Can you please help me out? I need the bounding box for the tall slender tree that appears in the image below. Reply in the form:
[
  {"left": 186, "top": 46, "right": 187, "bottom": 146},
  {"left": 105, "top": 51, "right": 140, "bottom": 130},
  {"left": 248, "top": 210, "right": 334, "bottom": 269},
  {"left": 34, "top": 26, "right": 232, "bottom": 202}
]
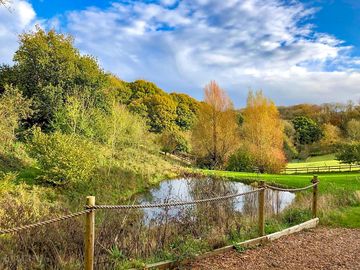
[
  {"left": 192, "top": 81, "right": 239, "bottom": 168},
  {"left": 241, "top": 90, "right": 286, "bottom": 173}
]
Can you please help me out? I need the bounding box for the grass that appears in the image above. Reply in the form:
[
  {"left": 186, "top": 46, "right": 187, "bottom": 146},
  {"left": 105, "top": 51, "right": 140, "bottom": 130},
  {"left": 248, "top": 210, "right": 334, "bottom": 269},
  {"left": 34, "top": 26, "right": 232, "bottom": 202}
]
[
  {"left": 198, "top": 169, "right": 360, "bottom": 228},
  {"left": 324, "top": 206, "right": 360, "bottom": 228},
  {"left": 287, "top": 154, "right": 340, "bottom": 168},
  {"left": 200, "top": 169, "right": 360, "bottom": 194}
]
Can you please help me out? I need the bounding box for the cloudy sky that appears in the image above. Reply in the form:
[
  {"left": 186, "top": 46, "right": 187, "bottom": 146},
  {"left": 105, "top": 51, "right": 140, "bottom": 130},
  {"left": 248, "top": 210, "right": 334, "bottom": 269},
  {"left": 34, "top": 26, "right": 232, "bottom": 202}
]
[{"left": 1, "top": 0, "right": 360, "bottom": 106}]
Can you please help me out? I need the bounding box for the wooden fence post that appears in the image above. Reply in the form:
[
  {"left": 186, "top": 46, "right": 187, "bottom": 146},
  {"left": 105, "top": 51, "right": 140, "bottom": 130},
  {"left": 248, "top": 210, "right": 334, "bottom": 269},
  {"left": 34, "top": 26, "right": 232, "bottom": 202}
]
[
  {"left": 85, "top": 196, "right": 95, "bottom": 270},
  {"left": 258, "top": 181, "right": 265, "bottom": 236},
  {"left": 311, "top": 176, "right": 318, "bottom": 218}
]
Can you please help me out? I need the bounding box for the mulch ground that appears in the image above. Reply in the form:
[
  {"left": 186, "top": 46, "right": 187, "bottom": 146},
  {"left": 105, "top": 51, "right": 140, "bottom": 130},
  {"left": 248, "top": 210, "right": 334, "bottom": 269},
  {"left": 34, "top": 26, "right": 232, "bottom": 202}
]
[{"left": 183, "top": 227, "right": 360, "bottom": 270}]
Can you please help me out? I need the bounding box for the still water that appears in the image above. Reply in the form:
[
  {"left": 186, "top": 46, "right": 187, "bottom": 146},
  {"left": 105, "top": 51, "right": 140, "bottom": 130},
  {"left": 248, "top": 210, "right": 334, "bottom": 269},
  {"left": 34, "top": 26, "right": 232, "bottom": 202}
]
[{"left": 135, "top": 177, "right": 295, "bottom": 221}]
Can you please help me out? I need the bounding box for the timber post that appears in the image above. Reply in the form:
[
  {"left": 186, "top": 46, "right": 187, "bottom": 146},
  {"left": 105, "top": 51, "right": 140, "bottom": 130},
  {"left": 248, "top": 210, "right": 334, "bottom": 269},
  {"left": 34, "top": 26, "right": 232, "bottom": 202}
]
[
  {"left": 311, "top": 176, "right": 319, "bottom": 218},
  {"left": 85, "top": 196, "right": 95, "bottom": 270},
  {"left": 258, "top": 181, "right": 265, "bottom": 236}
]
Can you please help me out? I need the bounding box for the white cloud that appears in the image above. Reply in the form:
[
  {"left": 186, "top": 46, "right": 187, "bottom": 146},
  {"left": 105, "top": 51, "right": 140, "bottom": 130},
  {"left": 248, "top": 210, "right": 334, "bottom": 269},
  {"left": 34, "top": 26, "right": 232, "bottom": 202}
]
[
  {"left": 57, "top": 0, "right": 360, "bottom": 105},
  {"left": 0, "top": 0, "right": 36, "bottom": 63}
]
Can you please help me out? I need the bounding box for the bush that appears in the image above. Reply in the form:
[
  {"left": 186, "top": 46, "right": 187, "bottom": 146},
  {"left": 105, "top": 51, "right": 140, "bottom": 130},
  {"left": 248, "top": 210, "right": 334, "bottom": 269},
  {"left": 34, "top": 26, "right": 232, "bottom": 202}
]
[
  {"left": 227, "top": 149, "right": 254, "bottom": 172},
  {"left": 0, "top": 178, "right": 84, "bottom": 269},
  {"left": 28, "top": 128, "right": 99, "bottom": 185},
  {"left": 281, "top": 208, "right": 312, "bottom": 226},
  {"left": 0, "top": 85, "right": 32, "bottom": 151},
  {"left": 159, "top": 129, "right": 190, "bottom": 154}
]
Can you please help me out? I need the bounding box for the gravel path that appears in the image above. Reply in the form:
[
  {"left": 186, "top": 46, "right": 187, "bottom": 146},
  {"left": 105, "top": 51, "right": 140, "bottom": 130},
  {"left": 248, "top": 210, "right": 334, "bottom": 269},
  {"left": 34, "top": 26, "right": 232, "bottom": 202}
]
[{"left": 185, "top": 228, "right": 360, "bottom": 270}]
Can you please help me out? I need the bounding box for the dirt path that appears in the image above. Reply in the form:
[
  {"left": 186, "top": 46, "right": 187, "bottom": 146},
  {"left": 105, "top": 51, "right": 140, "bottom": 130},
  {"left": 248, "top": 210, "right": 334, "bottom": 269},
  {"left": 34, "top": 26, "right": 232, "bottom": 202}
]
[{"left": 185, "top": 228, "right": 360, "bottom": 270}]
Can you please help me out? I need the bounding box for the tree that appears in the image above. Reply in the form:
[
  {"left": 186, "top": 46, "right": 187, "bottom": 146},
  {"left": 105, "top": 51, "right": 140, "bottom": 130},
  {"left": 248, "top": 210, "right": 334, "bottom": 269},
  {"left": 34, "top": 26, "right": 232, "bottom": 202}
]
[
  {"left": 283, "top": 120, "right": 298, "bottom": 160},
  {"left": 292, "top": 116, "right": 323, "bottom": 146},
  {"left": 127, "top": 79, "right": 164, "bottom": 100},
  {"left": 192, "top": 81, "right": 239, "bottom": 168},
  {"left": 347, "top": 119, "right": 360, "bottom": 141},
  {"left": 8, "top": 27, "right": 108, "bottom": 129},
  {"left": 0, "top": 85, "right": 32, "bottom": 151},
  {"left": 336, "top": 142, "right": 360, "bottom": 165},
  {"left": 159, "top": 129, "right": 189, "bottom": 154},
  {"left": 143, "top": 94, "right": 178, "bottom": 133},
  {"left": 320, "top": 123, "right": 341, "bottom": 148},
  {"left": 241, "top": 90, "right": 286, "bottom": 173},
  {"left": 170, "top": 93, "right": 199, "bottom": 131}
]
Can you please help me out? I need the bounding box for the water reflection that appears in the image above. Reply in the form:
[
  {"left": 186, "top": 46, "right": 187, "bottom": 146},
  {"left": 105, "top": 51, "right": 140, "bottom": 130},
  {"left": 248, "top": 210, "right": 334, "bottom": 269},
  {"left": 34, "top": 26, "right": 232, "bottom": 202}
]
[{"left": 136, "top": 177, "right": 295, "bottom": 222}]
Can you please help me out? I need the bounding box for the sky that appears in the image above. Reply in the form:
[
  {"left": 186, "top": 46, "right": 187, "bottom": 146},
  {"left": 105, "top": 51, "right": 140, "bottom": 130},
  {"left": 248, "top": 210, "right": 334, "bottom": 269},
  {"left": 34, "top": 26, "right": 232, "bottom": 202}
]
[{"left": 0, "top": 0, "right": 360, "bottom": 107}]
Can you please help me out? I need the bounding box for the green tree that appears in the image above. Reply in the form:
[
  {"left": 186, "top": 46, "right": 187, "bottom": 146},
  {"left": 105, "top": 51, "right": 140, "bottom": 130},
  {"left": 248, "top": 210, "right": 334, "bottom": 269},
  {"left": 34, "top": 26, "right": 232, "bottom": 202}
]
[
  {"left": 292, "top": 116, "right": 323, "bottom": 146},
  {"left": 170, "top": 93, "right": 199, "bottom": 131},
  {"left": 127, "top": 79, "right": 164, "bottom": 100},
  {"left": 9, "top": 27, "right": 107, "bottom": 129},
  {"left": 336, "top": 142, "right": 360, "bottom": 164},
  {"left": 106, "top": 75, "right": 132, "bottom": 104},
  {"left": 143, "top": 94, "right": 178, "bottom": 133}
]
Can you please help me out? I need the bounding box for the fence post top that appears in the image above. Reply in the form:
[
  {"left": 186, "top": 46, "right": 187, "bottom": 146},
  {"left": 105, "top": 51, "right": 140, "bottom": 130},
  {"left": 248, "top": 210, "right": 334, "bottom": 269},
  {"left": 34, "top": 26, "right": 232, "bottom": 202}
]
[
  {"left": 311, "top": 175, "right": 319, "bottom": 183},
  {"left": 259, "top": 180, "right": 265, "bottom": 187},
  {"left": 86, "top": 196, "right": 96, "bottom": 206}
]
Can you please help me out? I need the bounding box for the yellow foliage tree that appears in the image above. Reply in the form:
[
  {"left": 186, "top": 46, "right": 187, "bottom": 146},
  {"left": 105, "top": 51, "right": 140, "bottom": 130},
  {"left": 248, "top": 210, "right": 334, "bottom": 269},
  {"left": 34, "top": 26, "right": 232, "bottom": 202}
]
[
  {"left": 241, "top": 90, "right": 286, "bottom": 173},
  {"left": 192, "top": 81, "right": 240, "bottom": 168}
]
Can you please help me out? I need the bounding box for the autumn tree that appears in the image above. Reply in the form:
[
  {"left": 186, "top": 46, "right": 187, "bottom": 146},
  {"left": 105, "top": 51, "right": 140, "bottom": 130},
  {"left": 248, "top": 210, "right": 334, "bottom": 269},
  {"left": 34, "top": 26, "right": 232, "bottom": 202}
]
[
  {"left": 319, "top": 123, "right": 341, "bottom": 152},
  {"left": 192, "top": 81, "right": 239, "bottom": 168},
  {"left": 347, "top": 119, "right": 360, "bottom": 141},
  {"left": 241, "top": 90, "right": 286, "bottom": 173}
]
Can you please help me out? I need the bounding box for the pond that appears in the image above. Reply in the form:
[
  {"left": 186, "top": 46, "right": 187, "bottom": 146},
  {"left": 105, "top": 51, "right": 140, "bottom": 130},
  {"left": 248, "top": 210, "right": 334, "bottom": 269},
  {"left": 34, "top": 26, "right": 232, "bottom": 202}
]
[{"left": 135, "top": 177, "right": 296, "bottom": 222}]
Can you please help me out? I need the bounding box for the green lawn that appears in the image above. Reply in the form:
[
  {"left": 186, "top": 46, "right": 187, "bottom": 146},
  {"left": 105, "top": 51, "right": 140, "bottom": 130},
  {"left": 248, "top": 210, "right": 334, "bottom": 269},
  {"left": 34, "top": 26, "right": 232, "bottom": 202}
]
[
  {"left": 287, "top": 154, "right": 340, "bottom": 168},
  {"left": 200, "top": 169, "right": 360, "bottom": 194}
]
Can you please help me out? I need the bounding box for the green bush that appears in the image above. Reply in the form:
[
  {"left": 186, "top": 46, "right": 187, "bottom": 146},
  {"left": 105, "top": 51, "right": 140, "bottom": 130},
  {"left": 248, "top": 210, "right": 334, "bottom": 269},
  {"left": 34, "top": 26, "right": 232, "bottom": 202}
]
[
  {"left": 226, "top": 149, "right": 254, "bottom": 172},
  {"left": 28, "top": 128, "right": 98, "bottom": 185}
]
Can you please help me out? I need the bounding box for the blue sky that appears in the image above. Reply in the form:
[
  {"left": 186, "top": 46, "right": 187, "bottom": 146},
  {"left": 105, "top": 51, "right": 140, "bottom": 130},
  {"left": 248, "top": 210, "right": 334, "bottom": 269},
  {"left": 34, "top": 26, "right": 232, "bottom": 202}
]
[{"left": 1, "top": 0, "right": 360, "bottom": 106}]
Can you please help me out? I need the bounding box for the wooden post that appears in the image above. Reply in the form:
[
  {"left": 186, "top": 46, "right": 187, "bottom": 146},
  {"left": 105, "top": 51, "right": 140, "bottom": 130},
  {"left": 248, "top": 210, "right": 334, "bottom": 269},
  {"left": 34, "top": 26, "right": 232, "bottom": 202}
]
[
  {"left": 258, "top": 181, "right": 265, "bottom": 236},
  {"left": 311, "top": 176, "right": 318, "bottom": 218},
  {"left": 85, "top": 196, "right": 95, "bottom": 270}
]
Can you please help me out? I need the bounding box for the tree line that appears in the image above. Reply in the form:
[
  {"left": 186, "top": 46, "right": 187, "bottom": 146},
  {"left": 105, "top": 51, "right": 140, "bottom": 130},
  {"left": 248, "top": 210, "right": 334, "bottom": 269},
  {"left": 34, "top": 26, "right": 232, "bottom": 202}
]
[{"left": 1, "top": 27, "right": 360, "bottom": 182}]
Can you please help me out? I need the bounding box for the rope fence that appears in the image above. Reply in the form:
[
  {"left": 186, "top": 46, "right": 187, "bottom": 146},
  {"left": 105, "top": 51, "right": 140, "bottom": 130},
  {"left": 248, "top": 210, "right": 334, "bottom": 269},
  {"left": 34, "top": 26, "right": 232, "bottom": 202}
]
[
  {"left": 0, "top": 176, "right": 319, "bottom": 270},
  {"left": 264, "top": 183, "right": 317, "bottom": 192},
  {"left": 0, "top": 209, "right": 91, "bottom": 235},
  {"left": 87, "top": 189, "right": 263, "bottom": 210}
]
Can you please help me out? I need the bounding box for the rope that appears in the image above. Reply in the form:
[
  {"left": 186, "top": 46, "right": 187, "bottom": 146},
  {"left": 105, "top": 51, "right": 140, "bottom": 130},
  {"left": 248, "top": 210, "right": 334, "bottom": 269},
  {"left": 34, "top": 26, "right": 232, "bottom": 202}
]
[
  {"left": 0, "top": 181, "right": 319, "bottom": 234},
  {"left": 0, "top": 209, "right": 91, "bottom": 235},
  {"left": 265, "top": 183, "right": 317, "bottom": 192},
  {"left": 89, "top": 189, "right": 264, "bottom": 210}
]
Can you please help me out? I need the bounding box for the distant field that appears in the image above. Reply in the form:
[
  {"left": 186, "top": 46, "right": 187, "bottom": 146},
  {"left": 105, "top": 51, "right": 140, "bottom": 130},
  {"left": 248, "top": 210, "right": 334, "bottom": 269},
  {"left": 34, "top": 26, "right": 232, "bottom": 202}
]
[
  {"left": 286, "top": 154, "right": 360, "bottom": 173},
  {"left": 287, "top": 154, "right": 340, "bottom": 168}
]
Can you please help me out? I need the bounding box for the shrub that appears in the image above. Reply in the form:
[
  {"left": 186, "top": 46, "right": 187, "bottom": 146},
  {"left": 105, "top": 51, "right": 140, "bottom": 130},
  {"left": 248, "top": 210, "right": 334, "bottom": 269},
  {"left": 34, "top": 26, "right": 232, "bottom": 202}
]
[
  {"left": 0, "top": 85, "right": 32, "bottom": 151},
  {"left": 227, "top": 149, "right": 254, "bottom": 172},
  {"left": 159, "top": 129, "right": 190, "bottom": 154},
  {"left": 28, "top": 128, "right": 98, "bottom": 185},
  {"left": 281, "top": 208, "right": 312, "bottom": 226}
]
